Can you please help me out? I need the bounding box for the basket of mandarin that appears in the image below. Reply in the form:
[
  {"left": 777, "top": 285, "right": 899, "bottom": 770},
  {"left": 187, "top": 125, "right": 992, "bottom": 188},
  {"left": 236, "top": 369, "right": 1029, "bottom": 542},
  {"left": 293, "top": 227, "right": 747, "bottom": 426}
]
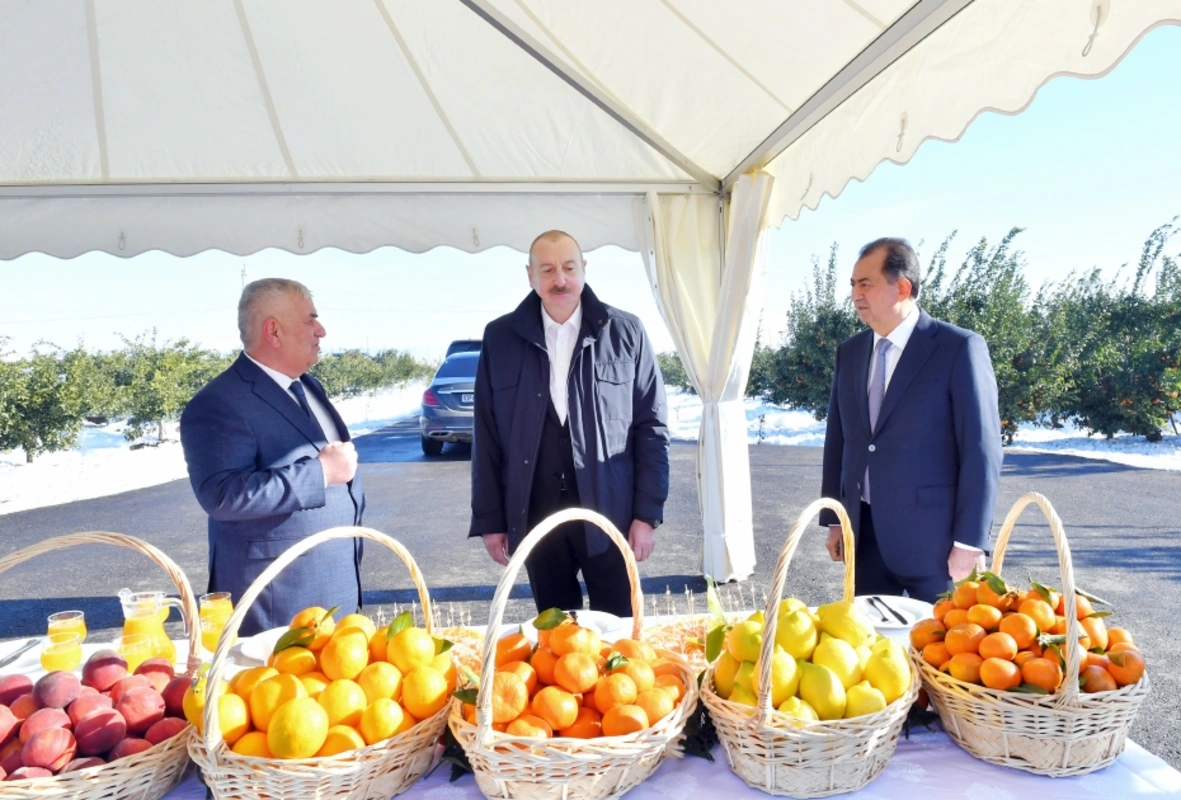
[
  {"left": 0, "top": 532, "right": 201, "bottom": 800},
  {"left": 187, "top": 526, "right": 454, "bottom": 800},
  {"left": 700, "top": 498, "right": 919, "bottom": 798},
  {"left": 448, "top": 508, "right": 698, "bottom": 800},
  {"left": 910, "top": 491, "right": 1150, "bottom": 776}
]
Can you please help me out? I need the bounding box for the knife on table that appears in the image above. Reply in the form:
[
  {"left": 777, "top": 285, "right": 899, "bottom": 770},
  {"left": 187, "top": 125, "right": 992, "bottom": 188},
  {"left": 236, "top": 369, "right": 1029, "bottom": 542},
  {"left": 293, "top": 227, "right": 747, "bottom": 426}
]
[
  {"left": 870, "top": 596, "right": 909, "bottom": 625},
  {"left": 0, "top": 638, "right": 40, "bottom": 669}
]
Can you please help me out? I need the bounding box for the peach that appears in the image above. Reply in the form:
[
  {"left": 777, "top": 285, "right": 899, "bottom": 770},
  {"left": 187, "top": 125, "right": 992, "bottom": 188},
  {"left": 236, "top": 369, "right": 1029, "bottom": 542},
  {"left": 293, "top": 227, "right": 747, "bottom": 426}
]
[
  {"left": 22, "top": 727, "right": 76, "bottom": 772},
  {"left": 60, "top": 756, "right": 106, "bottom": 773},
  {"left": 78, "top": 686, "right": 99, "bottom": 697},
  {"left": 8, "top": 695, "right": 35, "bottom": 723},
  {"left": 5, "top": 766, "right": 52, "bottom": 780},
  {"left": 0, "top": 676, "right": 32, "bottom": 707},
  {"left": 82, "top": 651, "right": 128, "bottom": 693},
  {"left": 161, "top": 676, "right": 189, "bottom": 718},
  {"left": 108, "top": 738, "right": 152, "bottom": 760},
  {"left": 68, "top": 693, "right": 113, "bottom": 726},
  {"left": 75, "top": 709, "right": 127, "bottom": 757},
  {"left": 108, "top": 675, "right": 151, "bottom": 706},
  {"left": 144, "top": 717, "right": 187, "bottom": 745},
  {"left": 0, "top": 749, "right": 23, "bottom": 775},
  {"left": 32, "top": 671, "right": 81, "bottom": 710},
  {"left": 19, "top": 707, "right": 70, "bottom": 744},
  {"left": 115, "top": 688, "right": 165, "bottom": 735},
  {"left": 134, "top": 659, "right": 175, "bottom": 693},
  {"left": 0, "top": 707, "right": 17, "bottom": 747},
  {"left": 0, "top": 739, "right": 20, "bottom": 761}
]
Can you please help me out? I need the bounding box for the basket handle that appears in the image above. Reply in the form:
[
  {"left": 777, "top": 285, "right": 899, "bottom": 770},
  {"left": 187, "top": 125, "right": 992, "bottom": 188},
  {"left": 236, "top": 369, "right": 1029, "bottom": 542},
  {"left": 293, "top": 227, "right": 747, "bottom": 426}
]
[
  {"left": 474, "top": 508, "right": 642, "bottom": 746},
  {"left": 990, "top": 492, "right": 1082, "bottom": 705},
  {"left": 202, "top": 526, "right": 434, "bottom": 760},
  {"left": 751, "top": 498, "right": 855, "bottom": 728},
  {"left": 0, "top": 531, "right": 202, "bottom": 677}
]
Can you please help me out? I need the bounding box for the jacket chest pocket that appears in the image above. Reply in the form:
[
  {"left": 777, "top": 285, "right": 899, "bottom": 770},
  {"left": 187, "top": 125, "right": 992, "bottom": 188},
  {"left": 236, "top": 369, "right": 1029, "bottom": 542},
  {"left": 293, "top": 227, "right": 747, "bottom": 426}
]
[{"left": 595, "top": 360, "right": 635, "bottom": 421}]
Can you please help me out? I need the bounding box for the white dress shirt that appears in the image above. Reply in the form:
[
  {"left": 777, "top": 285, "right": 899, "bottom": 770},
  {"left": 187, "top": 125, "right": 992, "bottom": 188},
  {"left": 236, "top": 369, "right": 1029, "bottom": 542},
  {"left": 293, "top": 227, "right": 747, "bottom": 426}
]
[
  {"left": 243, "top": 353, "right": 342, "bottom": 446},
  {"left": 541, "top": 303, "right": 582, "bottom": 425}
]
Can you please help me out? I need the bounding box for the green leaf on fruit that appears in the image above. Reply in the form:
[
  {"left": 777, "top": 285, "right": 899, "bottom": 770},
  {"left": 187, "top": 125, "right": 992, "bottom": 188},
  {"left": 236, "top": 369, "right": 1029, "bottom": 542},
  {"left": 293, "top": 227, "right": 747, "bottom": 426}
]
[
  {"left": 386, "top": 610, "right": 414, "bottom": 641},
  {"left": 1075, "top": 586, "right": 1112, "bottom": 606},
  {"left": 981, "top": 571, "right": 1009, "bottom": 596},
  {"left": 434, "top": 637, "right": 454, "bottom": 656},
  {"left": 705, "top": 624, "right": 729, "bottom": 664},
  {"left": 451, "top": 688, "right": 478, "bottom": 705},
  {"left": 705, "top": 575, "right": 727, "bottom": 626},
  {"left": 320, "top": 606, "right": 340, "bottom": 625},
  {"left": 1085, "top": 610, "right": 1113, "bottom": 620},
  {"left": 460, "top": 665, "right": 481, "bottom": 688},
  {"left": 532, "top": 607, "right": 570, "bottom": 630},
  {"left": 272, "top": 627, "right": 313, "bottom": 654},
  {"left": 605, "top": 653, "right": 629, "bottom": 671},
  {"left": 1008, "top": 683, "right": 1050, "bottom": 695},
  {"left": 1029, "top": 578, "right": 1057, "bottom": 605}
]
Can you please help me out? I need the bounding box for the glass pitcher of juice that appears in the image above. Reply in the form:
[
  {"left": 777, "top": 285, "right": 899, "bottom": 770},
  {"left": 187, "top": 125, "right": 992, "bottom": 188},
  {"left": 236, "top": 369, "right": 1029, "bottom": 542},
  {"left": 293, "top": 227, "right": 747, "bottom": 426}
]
[{"left": 118, "top": 589, "right": 186, "bottom": 665}]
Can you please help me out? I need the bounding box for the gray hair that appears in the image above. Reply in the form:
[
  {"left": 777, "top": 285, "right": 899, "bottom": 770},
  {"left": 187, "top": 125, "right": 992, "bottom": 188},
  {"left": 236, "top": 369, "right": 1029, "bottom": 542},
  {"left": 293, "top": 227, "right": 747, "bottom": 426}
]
[{"left": 238, "top": 278, "right": 312, "bottom": 348}]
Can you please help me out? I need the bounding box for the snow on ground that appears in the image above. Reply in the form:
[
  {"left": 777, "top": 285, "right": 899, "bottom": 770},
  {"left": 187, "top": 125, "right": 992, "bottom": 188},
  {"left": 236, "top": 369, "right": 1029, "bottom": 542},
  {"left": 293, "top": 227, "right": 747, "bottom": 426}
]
[{"left": 1, "top": 385, "right": 1177, "bottom": 517}]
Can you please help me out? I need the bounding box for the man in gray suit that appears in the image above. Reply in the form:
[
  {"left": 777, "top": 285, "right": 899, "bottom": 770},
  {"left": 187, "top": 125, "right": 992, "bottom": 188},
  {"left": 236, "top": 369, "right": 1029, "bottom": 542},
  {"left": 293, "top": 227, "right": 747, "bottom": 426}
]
[{"left": 181, "top": 278, "right": 364, "bottom": 635}]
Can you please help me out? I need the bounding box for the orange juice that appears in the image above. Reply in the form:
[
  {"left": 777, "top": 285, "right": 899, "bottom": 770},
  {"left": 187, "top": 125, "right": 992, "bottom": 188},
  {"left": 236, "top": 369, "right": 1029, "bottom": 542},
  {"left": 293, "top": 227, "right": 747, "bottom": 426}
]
[
  {"left": 48, "top": 611, "right": 88, "bottom": 643},
  {"left": 40, "top": 633, "right": 82, "bottom": 672},
  {"left": 123, "top": 610, "right": 177, "bottom": 664},
  {"left": 115, "top": 634, "right": 152, "bottom": 672},
  {"left": 199, "top": 592, "right": 234, "bottom": 654}
]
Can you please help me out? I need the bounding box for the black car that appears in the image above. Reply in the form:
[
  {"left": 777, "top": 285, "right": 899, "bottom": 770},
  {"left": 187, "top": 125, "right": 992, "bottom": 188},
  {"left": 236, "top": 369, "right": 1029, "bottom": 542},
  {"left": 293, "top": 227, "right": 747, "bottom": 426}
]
[
  {"left": 420, "top": 351, "right": 479, "bottom": 455},
  {"left": 445, "top": 339, "right": 482, "bottom": 358}
]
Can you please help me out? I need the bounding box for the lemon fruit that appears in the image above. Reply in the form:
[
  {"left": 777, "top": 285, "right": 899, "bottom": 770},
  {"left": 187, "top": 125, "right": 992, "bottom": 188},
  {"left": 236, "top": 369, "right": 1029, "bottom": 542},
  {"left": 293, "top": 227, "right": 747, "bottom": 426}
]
[
  {"left": 713, "top": 651, "right": 741, "bottom": 699},
  {"left": 387, "top": 627, "right": 437, "bottom": 674},
  {"left": 729, "top": 683, "right": 758, "bottom": 708},
  {"left": 863, "top": 639, "right": 911, "bottom": 705},
  {"left": 812, "top": 636, "right": 862, "bottom": 690},
  {"left": 317, "top": 724, "right": 366, "bottom": 757},
  {"left": 267, "top": 697, "right": 329, "bottom": 759},
  {"left": 775, "top": 607, "right": 819, "bottom": 661},
  {"left": 816, "top": 601, "right": 876, "bottom": 648},
  {"left": 777, "top": 696, "right": 819, "bottom": 724},
  {"left": 249, "top": 673, "right": 307, "bottom": 731},
  {"left": 745, "top": 609, "right": 765, "bottom": 624},
  {"left": 754, "top": 644, "right": 799, "bottom": 708},
  {"left": 725, "top": 620, "right": 763, "bottom": 663},
  {"left": 317, "top": 679, "right": 368, "bottom": 728},
  {"left": 844, "top": 680, "right": 887, "bottom": 718},
  {"left": 798, "top": 661, "right": 847, "bottom": 720},
  {"left": 360, "top": 697, "right": 405, "bottom": 745},
  {"left": 733, "top": 660, "right": 756, "bottom": 695},
  {"left": 778, "top": 597, "right": 807, "bottom": 616},
  {"left": 183, "top": 675, "right": 229, "bottom": 734},
  {"left": 218, "top": 692, "right": 251, "bottom": 745},
  {"left": 320, "top": 630, "right": 370, "bottom": 681}
]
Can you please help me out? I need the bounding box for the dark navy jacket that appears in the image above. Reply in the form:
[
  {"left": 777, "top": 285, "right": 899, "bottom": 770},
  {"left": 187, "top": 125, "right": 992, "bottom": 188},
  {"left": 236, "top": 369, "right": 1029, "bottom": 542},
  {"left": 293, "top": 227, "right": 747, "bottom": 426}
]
[{"left": 469, "top": 286, "right": 670, "bottom": 555}]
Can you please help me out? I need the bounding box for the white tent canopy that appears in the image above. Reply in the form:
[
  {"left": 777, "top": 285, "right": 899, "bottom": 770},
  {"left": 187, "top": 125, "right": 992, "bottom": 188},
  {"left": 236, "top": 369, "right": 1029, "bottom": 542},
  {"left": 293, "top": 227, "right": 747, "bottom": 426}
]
[{"left": 2, "top": 0, "right": 1177, "bottom": 580}]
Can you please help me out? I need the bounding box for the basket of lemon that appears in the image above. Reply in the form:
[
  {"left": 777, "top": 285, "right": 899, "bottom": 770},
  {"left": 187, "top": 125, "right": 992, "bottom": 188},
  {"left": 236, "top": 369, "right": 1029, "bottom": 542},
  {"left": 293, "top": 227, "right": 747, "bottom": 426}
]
[
  {"left": 187, "top": 526, "right": 453, "bottom": 800},
  {"left": 701, "top": 498, "right": 919, "bottom": 798},
  {"left": 0, "top": 532, "right": 200, "bottom": 800},
  {"left": 448, "top": 508, "right": 698, "bottom": 800},
  {"left": 910, "top": 492, "right": 1150, "bottom": 777}
]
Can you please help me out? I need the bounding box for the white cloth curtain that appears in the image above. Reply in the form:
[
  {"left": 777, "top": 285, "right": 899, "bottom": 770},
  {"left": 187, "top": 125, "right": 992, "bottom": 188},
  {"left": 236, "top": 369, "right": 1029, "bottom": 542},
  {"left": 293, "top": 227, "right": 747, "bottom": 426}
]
[{"left": 641, "top": 172, "right": 774, "bottom": 582}]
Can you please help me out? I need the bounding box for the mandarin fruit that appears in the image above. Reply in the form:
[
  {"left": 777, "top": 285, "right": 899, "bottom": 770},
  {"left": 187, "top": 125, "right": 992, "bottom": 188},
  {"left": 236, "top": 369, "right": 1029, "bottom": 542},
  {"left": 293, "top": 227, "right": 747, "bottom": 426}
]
[
  {"left": 944, "top": 623, "right": 986, "bottom": 656},
  {"left": 1013, "top": 650, "right": 1038, "bottom": 668},
  {"left": 267, "top": 697, "right": 329, "bottom": 758},
  {"left": 559, "top": 706, "right": 602, "bottom": 739},
  {"left": 653, "top": 673, "right": 685, "bottom": 703},
  {"left": 944, "top": 653, "right": 984, "bottom": 684},
  {"left": 1021, "top": 657, "right": 1063, "bottom": 692},
  {"left": 1080, "top": 616, "right": 1109, "bottom": 652},
  {"left": 553, "top": 652, "right": 600, "bottom": 694},
  {"left": 1073, "top": 594, "right": 1095, "bottom": 620},
  {"left": 1107, "top": 627, "right": 1135, "bottom": 648},
  {"left": 998, "top": 613, "right": 1038, "bottom": 650},
  {"left": 922, "top": 641, "right": 952, "bottom": 669},
  {"left": 594, "top": 672, "right": 637, "bottom": 714},
  {"left": 602, "top": 704, "right": 648, "bottom": 736},
  {"left": 1079, "top": 664, "right": 1117, "bottom": 693},
  {"left": 506, "top": 713, "right": 551, "bottom": 739},
  {"left": 271, "top": 646, "right": 317, "bottom": 676},
  {"left": 979, "top": 658, "right": 1022, "bottom": 690},
  {"left": 909, "top": 619, "right": 947, "bottom": 650},
  {"left": 317, "top": 679, "right": 367, "bottom": 728},
  {"left": 976, "top": 581, "right": 1016, "bottom": 611},
  {"left": 1085, "top": 652, "right": 1112, "bottom": 671},
  {"left": 952, "top": 582, "right": 980, "bottom": 610},
  {"left": 1107, "top": 649, "right": 1145, "bottom": 687},
  {"left": 978, "top": 632, "right": 1018, "bottom": 662},
  {"left": 611, "top": 639, "right": 658, "bottom": 663},
  {"left": 1108, "top": 641, "right": 1140, "bottom": 654},
  {"left": 613, "top": 659, "right": 655, "bottom": 693},
  {"left": 386, "top": 627, "right": 436, "bottom": 674},
  {"left": 490, "top": 671, "right": 529, "bottom": 724},
  {"left": 249, "top": 674, "right": 307, "bottom": 732},
  {"left": 320, "top": 631, "right": 370, "bottom": 682},
  {"left": 495, "top": 633, "right": 533, "bottom": 668},
  {"left": 550, "top": 625, "right": 595, "bottom": 657},
  {"left": 233, "top": 666, "right": 279, "bottom": 700},
  {"left": 402, "top": 667, "right": 449, "bottom": 720},
  {"left": 532, "top": 686, "right": 579, "bottom": 731},
  {"left": 231, "top": 730, "right": 272, "bottom": 758},
  {"left": 360, "top": 698, "right": 404, "bottom": 745},
  {"left": 634, "top": 688, "right": 674, "bottom": 725},
  {"left": 966, "top": 604, "right": 1003, "bottom": 632},
  {"left": 932, "top": 599, "right": 956, "bottom": 623},
  {"left": 530, "top": 647, "right": 559, "bottom": 686},
  {"left": 317, "top": 724, "right": 366, "bottom": 756},
  {"left": 300, "top": 671, "right": 331, "bottom": 699},
  {"left": 499, "top": 660, "right": 539, "bottom": 697},
  {"left": 334, "top": 614, "right": 377, "bottom": 642},
  {"left": 942, "top": 609, "right": 970, "bottom": 629},
  {"left": 289, "top": 606, "right": 336, "bottom": 652},
  {"left": 1017, "top": 598, "right": 1056, "bottom": 632},
  {"left": 357, "top": 661, "right": 403, "bottom": 704}
]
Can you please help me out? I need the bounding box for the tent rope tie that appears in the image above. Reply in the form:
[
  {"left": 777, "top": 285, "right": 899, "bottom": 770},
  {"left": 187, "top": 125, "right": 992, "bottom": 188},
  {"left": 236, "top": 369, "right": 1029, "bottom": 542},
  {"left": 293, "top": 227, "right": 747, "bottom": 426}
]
[
  {"left": 118, "top": 232, "right": 126, "bottom": 251},
  {"left": 896, "top": 112, "right": 908, "bottom": 153},
  {"left": 800, "top": 173, "right": 813, "bottom": 199},
  {"left": 1082, "top": 1, "right": 1106, "bottom": 57},
  {"left": 297, "top": 227, "right": 304, "bottom": 248}
]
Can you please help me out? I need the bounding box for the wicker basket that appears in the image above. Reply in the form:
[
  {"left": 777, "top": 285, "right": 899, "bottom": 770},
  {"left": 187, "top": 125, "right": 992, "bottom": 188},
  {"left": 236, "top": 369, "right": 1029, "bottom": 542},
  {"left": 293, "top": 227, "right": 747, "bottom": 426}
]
[
  {"left": 189, "top": 526, "right": 449, "bottom": 800},
  {"left": 912, "top": 491, "right": 1150, "bottom": 777},
  {"left": 0, "top": 531, "right": 201, "bottom": 800},
  {"left": 448, "top": 507, "right": 699, "bottom": 800},
  {"left": 701, "top": 497, "right": 920, "bottom": 798}
]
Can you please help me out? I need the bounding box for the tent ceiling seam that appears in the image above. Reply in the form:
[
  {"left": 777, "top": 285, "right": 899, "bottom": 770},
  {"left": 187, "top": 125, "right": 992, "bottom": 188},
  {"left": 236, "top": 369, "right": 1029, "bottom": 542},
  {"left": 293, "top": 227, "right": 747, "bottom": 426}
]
[
  {"left": 234, "top": 0, "right": 298, "bottom": 178},
  {"left": 457, "top": 0, "right": 720, "bottom": 194},
  {"left": 373, "top": 0, "right": 481, "bottom": 178},
  {"left": 658, "top": 0, "right": 792, "bottom": 113},
  {"left": 84, "top": 0, "right": 109, "bottom": 180},
  {"left": 0, "top": 180, "right": 710, "bottom": 197},
  {"left": 721, "top": 0, "right": 973, "bottom": 189},
  {"left": 841, "top": 0, "right": 887, "bottom": 30}
]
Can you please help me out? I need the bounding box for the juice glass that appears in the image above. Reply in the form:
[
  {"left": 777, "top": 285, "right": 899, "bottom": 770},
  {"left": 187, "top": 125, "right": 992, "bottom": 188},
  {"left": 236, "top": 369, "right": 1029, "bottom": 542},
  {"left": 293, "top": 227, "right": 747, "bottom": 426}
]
[
  {"left": 199, "top": 592, "right": 233, "bottom": 653},
  {"left": 47, "top": 610, "right": 88, "bottom": 643},
  {"left": 114, "top": 634, "right": 153, "bottom": 673},
  {"left": 40, "top": 632, "right": 82, "bottom": 672}
]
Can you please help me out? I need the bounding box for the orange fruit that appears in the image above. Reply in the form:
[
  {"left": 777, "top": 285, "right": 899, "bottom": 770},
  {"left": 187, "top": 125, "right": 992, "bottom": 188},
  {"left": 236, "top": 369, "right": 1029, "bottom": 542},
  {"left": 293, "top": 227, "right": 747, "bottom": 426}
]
[
  {"left": 610, "top": 639, "right": 658, "bottom": 663},
  {"left": 1108, "top": 641, "right": 1140, "bottom": 654},
  {"left": 532, "top": 686, "right": 579, "bottom": 731},
  {"left": 1107, "top": 649, "right": 1145, "bottom": 687},
  {"left": 386, "top": 627, "right": 436, "bottom": 674},
  {"left": 334, "top": 614, "right": 377, "bottom": 641},
  {"left": 612, "top": 659, "right": 655, "bottom": 693},
  {"left": 1107, "top": 627, "right": 1135, "bottom": 648},
  {"left": 932, "top": 599, "right": 956, "bottom": 624},
  {"left": 944, "top": 623, "right": 986, "bottom": 656},
  {"left": 1073, "top": 594, "right": 1095, "bottom": 620},
  {"left": 496, "top": 632, "right": 533, "bottom": 667},
  {"left": 653, "top": 674, "right": 685, "bottom": 703},
  {"left": 402, "top": 667, "right": 450, "bottom": 720},
  {"left": 944, "top": 653, "right": 984, "bottom": 684},
  {"left": 320, "top": 631, "right": 370, "bottom": 681},
  {"left": 1013, "top": 650, "right": 1038, "bottom": 669},
  {"left": 359, "top": 698, "right": 404, "bottom": 745},
  {"left": 634, "top": 688, "right": 674, "bottom": 725},
  {"left": 942, "top": 609, "right": 970, "bottom": 629},
  {"left": 506, "top": 713, "right": 552, "bottom": 739},
  {"left": 368, "top": 629, "right": 387, "bottom": 663},
  {"left": 553, "top": 652, "right": 600, "bottom": 694},
  {"left": 649, "top": 659, "right": 682, "bottom": 679},
  {"left": 357, "top": 661, "right": 403, "bottom": 704},
  {"left": 1021, "top": 657, "right": 1063, "bottom": 692},
  {"left": 979, "top": 658, "right": 1022, "bottom": 690},
  {"left": 594, "top": 672, "right": 638, "bottom": 714},
  {"left": 978, "top": 632, "right": 1018, "bottom": 662},
  {"left": 271, "top": 646, "right": 318, "bottom": 676},
  {"left": 1080, "top": 616, "right": 1108, "bottom": 652},
  {"left": 289, "top": 606, "right": 336, "bottom": 652},
  {"left": 498, "top": 660, "right": 539, "bottom": 696},
  {"left": 233, "top": 666, "right": 279, "bottom": 700},
  {"left": 550, "top": 625, "right": 595, "bottom": 657},
  {"left": 559, "top": 706, "right": 602, "bottom": 739},
  {"left": 1084, "top": 652, "right": 1112, "bottom": 671},
  {"left": 952, "top": 582, "right": 980, "bottom": 609},
  {"left": 317, "top": 724, "right": 366, "bottom": 756},
  {"left": 966, "top": 604, "right": 1003, "bottom": 632},
  {"left": 317, "top": 679, "right": 368, "bottom": 728},
  {"left": 530, "top": 647, "right": 559, "bottom": 686},
  {"left": 998, "top": 613, "right": 1038, "bottom": 650},
  {"left": 909, "top": 619, "right": 947, "bottom": 650},
  {"left": 249, "top": 674, "right": 307, "bottom": 731},
  {"left": 921, "top": 641, "right": 952, "bottom": 669},
  {"left": 601, "top": 704, "right": 649, "bottom": 736},
  {"left": 267, "top": 697, "right": 330, "bottom": 759},
  {"left": 299, "top": 671, "right": 331, "bottom": 699},
  {"left": 1017, "top": 598, "right": 1056, "bottom": 632},
  {"left": 976, "top": 581, "right": 1016, "bottom": 611},
  {"left": 490, "top": 671, "right": 529, "bottom": 724},
  {"left": 231, "top": 730, "right": 273, "bottom": 758},
  {"left": 1051, "top": 616, "right": 1068, "bottom": 636},
  {"left": 1038, "top": 586, "right": 1062, "bottom": 614},
  {"left": 1079, "top": 664, "right": 1117, "bottom": 693},
  {"left": 217, "top": 692, "right": 251, "bottom": 745}
]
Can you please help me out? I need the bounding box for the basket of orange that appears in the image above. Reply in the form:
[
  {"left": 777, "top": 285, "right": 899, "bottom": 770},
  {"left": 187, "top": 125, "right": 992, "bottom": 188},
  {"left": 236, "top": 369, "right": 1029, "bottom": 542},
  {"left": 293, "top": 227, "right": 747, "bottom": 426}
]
[
  {"left": 448, "top": 508, "right": 698, "bottom": 800},
  {"left": 187, "top": 526, "right": 454, "bottom": 800},
  {"left": 700, "top": 498, "right": 919, "bottom": 798},
  {"left": 910, "top": 491, "right": 1150, "bottom": 777},
  {"left": 0, "top": 532, "right": 200, "bottom": 800}
]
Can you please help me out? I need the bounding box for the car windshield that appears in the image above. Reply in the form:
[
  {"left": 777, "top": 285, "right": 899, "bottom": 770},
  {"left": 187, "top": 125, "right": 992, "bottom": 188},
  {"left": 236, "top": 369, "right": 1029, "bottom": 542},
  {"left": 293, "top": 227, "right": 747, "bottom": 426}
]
[{"left": 435, "top": 354, "right": 479, "bottom": 379}]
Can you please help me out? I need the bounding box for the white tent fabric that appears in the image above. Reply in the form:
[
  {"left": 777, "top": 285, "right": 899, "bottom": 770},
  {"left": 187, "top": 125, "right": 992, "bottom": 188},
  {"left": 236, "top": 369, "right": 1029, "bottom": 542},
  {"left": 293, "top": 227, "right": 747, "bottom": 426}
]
[
  {"left": 2, "top": 0, "right": 1178, "bottom": 580},
  {"left": 642, "top": 173, "right": 774, "bottom": 581}
]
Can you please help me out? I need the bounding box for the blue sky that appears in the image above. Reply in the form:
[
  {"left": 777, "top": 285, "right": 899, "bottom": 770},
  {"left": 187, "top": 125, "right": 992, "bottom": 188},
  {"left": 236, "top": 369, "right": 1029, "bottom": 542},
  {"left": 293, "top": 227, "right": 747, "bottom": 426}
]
[{"left": 2, "top": 25, "right": 1179, "bottom": 361}]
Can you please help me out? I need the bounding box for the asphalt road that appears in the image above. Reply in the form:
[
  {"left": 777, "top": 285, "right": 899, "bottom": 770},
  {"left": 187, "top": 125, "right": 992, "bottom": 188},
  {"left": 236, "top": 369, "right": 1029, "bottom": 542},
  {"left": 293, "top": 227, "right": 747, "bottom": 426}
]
[{"left": 1, "top": 417, "right": 1178, "bottom": 768}]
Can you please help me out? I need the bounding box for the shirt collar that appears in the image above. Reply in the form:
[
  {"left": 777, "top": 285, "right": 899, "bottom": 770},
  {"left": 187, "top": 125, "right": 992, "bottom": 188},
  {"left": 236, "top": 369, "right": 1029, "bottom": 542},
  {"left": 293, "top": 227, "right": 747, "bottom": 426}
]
[
  {"left": 874, "top": 303, "right": 920, "bottom": 352},
  {"left": 541, "top": 301, "right": 582, "bottom": 336},
  {"left": 244, "top": 351, "right": 302, "bottom": 391}
]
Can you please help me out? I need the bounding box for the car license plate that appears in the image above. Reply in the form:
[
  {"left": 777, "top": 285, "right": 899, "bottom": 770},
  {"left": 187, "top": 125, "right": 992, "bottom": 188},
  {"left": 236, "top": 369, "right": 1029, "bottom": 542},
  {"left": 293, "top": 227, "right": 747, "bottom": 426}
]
[{"left": 461, "top": 393, "right": 474, "bottom": 403}]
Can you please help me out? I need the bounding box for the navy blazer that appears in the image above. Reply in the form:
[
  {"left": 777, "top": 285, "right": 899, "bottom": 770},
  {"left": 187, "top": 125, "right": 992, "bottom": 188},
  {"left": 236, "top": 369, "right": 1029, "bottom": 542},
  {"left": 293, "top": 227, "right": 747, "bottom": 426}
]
[
  {"left": 820, "top": 310, "right": 1002, "bottom": 581},
  {"left": 180, "top": 354, "right": 365, "bottom": 636}
]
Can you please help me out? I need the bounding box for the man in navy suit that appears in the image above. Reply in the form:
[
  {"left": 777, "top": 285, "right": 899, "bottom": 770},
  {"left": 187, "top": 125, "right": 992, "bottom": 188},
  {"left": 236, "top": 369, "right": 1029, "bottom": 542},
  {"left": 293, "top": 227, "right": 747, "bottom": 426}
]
[
  {"left": 181, "top": 278, "right": 364, "bottom": 636},
  {"left": 820, "top": 238, "right": 1002, "bottom": 602}
]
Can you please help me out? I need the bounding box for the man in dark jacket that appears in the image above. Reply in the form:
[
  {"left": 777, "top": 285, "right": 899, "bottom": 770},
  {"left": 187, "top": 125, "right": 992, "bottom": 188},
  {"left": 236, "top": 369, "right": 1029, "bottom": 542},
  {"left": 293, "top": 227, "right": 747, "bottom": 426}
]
[{"left": 470, "top": 230, "right": 670, "bottom": 616}]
